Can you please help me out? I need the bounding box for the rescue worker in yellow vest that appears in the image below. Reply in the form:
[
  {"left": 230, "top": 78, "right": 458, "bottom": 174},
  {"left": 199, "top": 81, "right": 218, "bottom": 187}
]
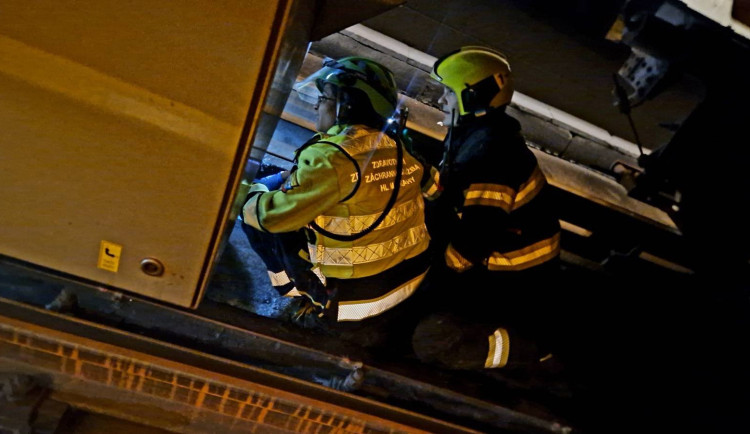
[
  {"left": 412, "top": 47, "right": 562, "bottom": 370},
  {"left": 242, "top": 57, "right": 440, "bottom": 348}
]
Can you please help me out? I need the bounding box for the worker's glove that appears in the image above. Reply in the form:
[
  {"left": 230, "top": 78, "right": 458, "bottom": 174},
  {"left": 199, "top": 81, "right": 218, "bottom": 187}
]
[
  {"left": 289, "top": 277, "right": 337, "bottom": 329},
  {"left": 255, "top": 170, "right": 290, "bottom": 190},
  {"left": 295, "top": 276, "right": 332, "bottom": 313},
  {"left": 290, "top": 293, "right": 334, "bottom": 330}
]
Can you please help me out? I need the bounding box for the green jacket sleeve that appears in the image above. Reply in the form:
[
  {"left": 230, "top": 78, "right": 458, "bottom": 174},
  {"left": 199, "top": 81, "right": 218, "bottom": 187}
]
[{"left": 242, "top": 144, "right": 355, "bottom": 233}]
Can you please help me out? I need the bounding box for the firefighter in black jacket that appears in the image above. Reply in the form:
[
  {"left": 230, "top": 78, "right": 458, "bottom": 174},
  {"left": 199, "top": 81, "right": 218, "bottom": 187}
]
[{"left": 412, "top": 46, "right": 562, "bottom": 370}]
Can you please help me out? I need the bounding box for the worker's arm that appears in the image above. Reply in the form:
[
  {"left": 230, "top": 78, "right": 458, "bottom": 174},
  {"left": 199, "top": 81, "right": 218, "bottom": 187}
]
[
  {"left": 443, "top": 152, "right": 514, "bottom": 272},
  {"left": 243, "top": 144, "right": 355, "bottom": 233},
  {"left": 403, "top": 141, "right": 442, "bottom": 201},
  {"left": 446, "top": 201, "right": 508, "bottom": 272},
  {"left": 421, "top": 164, "right": 442, "bottom": 200}
]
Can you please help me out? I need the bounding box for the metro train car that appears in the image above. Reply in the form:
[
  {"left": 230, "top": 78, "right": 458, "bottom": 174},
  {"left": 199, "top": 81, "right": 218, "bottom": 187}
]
[{"left": 2, "top": 1, "right": 749, "bottom": 433}]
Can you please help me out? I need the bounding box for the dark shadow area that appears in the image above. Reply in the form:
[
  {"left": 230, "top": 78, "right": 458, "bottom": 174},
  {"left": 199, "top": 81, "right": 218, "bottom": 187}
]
[
  {"left": 57, "top": 411, "right": 172, "bottom": 434},
  {"left": 202, "top": 192, "right": 738, "bottom": 433}
]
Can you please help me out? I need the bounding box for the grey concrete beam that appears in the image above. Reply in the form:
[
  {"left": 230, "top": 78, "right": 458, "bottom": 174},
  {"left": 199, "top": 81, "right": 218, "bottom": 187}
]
[
  {"left": 275, "top": 48, "right": 677, "bottom": 234},
  {"left": 309, "top": 25, "right": 645, "bottom": 178}
]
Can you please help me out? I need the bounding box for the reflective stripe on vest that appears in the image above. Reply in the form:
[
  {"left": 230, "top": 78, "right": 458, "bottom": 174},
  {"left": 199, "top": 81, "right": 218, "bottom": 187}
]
[
  {"left": 463, "top": 166, "right": 546, "bottom": 211},
  {"left": 337, "top": 269, "right": 428, "bottom": 321},
  {"left": 308, "top": 125, "right": 429, "bottom": 279},
  {"left": 336, "top": 128, "right": 396, "bottom": 156},
  {"left": 313, "top": 198, "right": 424, "bottom": 236},
  {"left": 485, "top": 327, "right": 510, "bottom": 368},
  {"left": 266, "top": 269, "right": 297, "bottom": 295},
  {"left": 487, "top": 232, "right": 560, "bottom": 271},
  {"left": 308, "top": 224, "right": 429, "bottom": 266},
  {"left": 445, "top": 243, "right": 474, "bottom": 272},
  {"left": 267, "top": 270, "right": 291, "bottom": 286}
]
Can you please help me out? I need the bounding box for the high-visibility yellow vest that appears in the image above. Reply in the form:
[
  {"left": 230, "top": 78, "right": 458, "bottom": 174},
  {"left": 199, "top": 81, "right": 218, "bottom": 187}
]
[
  {"left": 244, "top": 124, "right": 431, "bottom": 280},
  {"left": 307, "top": 125, "right": 430, "bottom": 279}
]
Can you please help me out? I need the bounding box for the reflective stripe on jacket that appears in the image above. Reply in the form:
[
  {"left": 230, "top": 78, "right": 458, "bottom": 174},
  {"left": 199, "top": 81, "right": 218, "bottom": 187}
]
[{"left": 485, "top": 327, "right": 511, "bottom": 368}]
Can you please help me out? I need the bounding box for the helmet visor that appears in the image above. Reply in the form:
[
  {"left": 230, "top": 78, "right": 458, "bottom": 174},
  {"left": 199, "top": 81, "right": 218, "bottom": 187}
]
[{"left": 292, "top": 66, "right": 340, "bottom": 105}]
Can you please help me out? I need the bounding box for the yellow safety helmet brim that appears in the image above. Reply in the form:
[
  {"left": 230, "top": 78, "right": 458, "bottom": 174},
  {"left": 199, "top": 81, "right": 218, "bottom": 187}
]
[{"left": 431, "top": 46, "right": 514, "bottom": 116}]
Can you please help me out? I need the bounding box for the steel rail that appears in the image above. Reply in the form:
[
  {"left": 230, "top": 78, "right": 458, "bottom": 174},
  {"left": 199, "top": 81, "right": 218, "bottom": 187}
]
[{"left": 0, "top": 256, "right": 573, "bottom": 434}]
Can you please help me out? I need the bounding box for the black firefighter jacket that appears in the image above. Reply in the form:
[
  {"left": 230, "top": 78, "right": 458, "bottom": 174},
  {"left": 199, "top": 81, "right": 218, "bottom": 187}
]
[{"left": 439, "top": 109, "right": 561, "bottom": 274}]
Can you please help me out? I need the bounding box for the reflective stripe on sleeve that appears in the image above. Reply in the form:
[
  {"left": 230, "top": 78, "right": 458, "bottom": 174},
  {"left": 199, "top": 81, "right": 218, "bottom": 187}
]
[
  {"left": 424, "top": 181, "right": 440, "bottom": 198},
  {"left": 284, "top": 288, "right": 302, "bottom": 297},
  {"left": 423, "top": 167, "right": 441, "bottom": 199},
  {"left": 311, "top": 266, "right": 327, "bottom": 285},
  {"left": 267, "top": 270, "right": 291, "bottom": 287},
  {"left": 337, "top": 270, "right": 428, "bottom": 321},
  {"left": 242, "top": 194, "right": 262, "bottom": 230},
  {"left": 267, "top": 270, "right": 299, "bottom": 296},
  {"left": 485, "top": 327, "right": 510, "bottom": 369},
  {"left": 487, "top": 232, "right": 560, "bottom": 271},
  {"left": 513, "top": 166, "right": 546, "bottom": 209},
  {"left": 445, "top": 243, "right": 474, "bottom": 272}
]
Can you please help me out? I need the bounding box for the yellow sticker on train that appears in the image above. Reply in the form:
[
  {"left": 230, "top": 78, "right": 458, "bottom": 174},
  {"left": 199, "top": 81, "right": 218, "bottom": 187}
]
[{"left": 98, "top": 240, "right": 122, "bottom": 272}]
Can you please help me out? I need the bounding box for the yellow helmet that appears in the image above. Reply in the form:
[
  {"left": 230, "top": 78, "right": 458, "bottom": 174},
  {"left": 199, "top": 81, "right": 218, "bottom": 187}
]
[{"left": 431, "top": 46, "right": 514, "bottom": 116}]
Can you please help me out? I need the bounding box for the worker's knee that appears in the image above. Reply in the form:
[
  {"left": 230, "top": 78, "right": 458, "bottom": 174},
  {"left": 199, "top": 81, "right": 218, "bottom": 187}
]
[
  {"left": 412, "top": 312, "right": 554, "bottom": 371},
  {"left": 411, "top": 313, "right": 486, "bottom": 370},
  {"left": 412, "top": 313, "right": 460, "bottom": 360}
]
